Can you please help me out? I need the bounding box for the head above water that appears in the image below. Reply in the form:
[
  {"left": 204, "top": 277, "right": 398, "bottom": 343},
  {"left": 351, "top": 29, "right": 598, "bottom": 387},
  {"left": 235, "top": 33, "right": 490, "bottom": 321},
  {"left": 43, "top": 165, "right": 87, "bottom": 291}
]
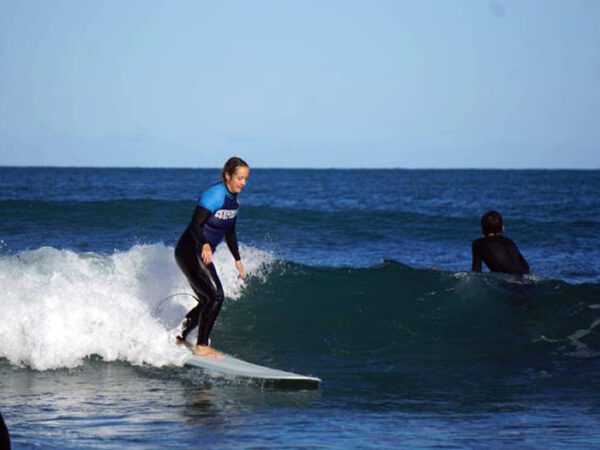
[
  {"left": 222, "top": 156, "right": 250, "bottom": 195},
  {"left": 481, "top": 210, "right": 504, "bottom": 236}
]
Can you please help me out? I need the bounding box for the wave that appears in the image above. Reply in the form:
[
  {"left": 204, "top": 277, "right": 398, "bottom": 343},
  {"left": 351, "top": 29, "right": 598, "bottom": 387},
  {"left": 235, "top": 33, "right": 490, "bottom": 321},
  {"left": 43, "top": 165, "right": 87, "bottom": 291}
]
[
  {"left": 1, "top": 245, "right": 599, "bottom": 374},
  {"left": 215, "top": 260, "right": 600, "bottom": 370},
  {"left": 0, "top": 244, "right": 274, "bottom": 370}
]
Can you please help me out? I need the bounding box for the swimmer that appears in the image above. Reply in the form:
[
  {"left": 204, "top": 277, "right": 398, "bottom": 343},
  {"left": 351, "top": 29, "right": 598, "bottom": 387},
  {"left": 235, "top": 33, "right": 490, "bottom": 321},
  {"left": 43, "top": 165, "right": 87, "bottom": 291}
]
[{"left": 472, "top": 210, "right": 530, "bottom": 276}]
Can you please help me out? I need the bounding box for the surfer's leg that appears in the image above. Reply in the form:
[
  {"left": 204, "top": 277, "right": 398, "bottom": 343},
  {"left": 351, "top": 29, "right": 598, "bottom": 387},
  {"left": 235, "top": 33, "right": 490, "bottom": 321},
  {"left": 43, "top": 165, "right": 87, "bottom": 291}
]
[
  {"left": 195, "top": 262, "right": 225, "bottom": 346},
  {"left": 174, "top": 231, "right": 224, "bottom": 346},
  {"left": 178, "top": 290, "right": 208, "bottom": 341},
  {"left": 180, "top": 281, "right": 217, "bottom": 341},
  {"left": 174, "top": 231, "right": 213, "bottom": 341}
]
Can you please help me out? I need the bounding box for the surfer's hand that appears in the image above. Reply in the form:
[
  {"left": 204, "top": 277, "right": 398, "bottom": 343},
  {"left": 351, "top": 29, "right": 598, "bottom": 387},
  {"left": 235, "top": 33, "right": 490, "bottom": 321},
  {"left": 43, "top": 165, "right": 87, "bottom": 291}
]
[
  {"left": 235, "top": 260, "right": 246, "bottom": 280},
  {"left": 201, "top": 244, "right": 213, "bottom": 265}
]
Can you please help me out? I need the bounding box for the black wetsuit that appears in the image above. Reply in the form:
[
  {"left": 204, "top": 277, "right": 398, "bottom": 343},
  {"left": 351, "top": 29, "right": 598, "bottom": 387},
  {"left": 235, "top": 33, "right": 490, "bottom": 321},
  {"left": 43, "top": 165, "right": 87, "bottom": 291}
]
[
  {"left": 175, "top": 182, "right": 241, "bottom": 346},
  {"left": 0, "top": 411, "right": 10, "bottom": 450},
  {"left": 472, "top": 234, "right": 529, "bottom": 276}
]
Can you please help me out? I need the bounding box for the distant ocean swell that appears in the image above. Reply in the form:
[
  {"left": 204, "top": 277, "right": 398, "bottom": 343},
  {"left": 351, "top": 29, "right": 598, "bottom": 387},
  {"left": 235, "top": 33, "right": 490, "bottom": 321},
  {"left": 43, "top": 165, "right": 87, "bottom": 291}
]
[
  {"left": 2, "top": 199, "right": 598, "bottom": 236},
  {"left": 1, "top": 245, "right": 598, "bottom": 376},
  {"left": 3, "top": 199, "right": 599, "bottom": 258}
]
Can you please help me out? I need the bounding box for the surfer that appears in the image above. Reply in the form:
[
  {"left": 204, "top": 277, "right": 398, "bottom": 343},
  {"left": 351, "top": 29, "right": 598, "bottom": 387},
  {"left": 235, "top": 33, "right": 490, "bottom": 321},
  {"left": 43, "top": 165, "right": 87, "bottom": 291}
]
[
  {"left": 471, "top": 210, "right": 530, "bottom": 276},
  {"left": 174, "top": 157, "right": 250, "bottom": 358}
]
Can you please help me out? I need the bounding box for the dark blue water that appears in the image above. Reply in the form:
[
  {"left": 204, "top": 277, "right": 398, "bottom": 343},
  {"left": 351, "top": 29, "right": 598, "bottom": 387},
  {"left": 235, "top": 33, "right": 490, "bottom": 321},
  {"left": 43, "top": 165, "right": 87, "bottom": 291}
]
[{"left": 1, "top": 167, "right": 600, "bottom": 448}]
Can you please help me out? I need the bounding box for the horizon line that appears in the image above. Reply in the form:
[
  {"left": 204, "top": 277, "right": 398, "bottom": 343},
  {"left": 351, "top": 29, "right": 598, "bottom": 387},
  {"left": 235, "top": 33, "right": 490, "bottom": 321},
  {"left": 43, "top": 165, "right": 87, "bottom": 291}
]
[{"left": 0, "top": 165, "right": 599, "bottom": 171}]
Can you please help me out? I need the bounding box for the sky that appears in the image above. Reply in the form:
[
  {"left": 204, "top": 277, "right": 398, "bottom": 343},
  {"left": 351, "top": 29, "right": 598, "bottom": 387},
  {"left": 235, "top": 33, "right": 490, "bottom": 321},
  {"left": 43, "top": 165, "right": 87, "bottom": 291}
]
[{"left": 0, "top": 0, "right": 599, "bottom": 169}]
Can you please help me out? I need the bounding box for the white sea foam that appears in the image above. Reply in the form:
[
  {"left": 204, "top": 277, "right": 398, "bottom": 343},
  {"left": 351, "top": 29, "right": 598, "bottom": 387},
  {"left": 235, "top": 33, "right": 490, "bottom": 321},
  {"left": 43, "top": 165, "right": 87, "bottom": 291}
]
[{"left": 0, "top": 243, "right": 275, "bottom": 370}]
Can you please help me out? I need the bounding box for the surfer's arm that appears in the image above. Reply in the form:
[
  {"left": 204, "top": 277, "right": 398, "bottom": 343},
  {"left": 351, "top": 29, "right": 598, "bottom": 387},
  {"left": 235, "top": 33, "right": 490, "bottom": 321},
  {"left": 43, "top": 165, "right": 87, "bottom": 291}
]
[
  {"left": 189, "top": 205, "right": 212, "bottom": 248},
  {"left": 225, "top": 220, "right": 241, "bottom": 261},
  {"left": 226, "top": 221, "right": 245, "bottom": 279},
  {"left": 471, "top": 239, "right": 483, "bottom": 272}
]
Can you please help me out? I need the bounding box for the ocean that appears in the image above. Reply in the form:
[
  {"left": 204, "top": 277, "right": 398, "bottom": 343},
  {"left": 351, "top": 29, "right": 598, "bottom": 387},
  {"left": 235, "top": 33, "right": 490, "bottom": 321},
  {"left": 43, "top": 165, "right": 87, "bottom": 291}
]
[{"left": 1, "top": 167, "right": 599, "bottom": 449}]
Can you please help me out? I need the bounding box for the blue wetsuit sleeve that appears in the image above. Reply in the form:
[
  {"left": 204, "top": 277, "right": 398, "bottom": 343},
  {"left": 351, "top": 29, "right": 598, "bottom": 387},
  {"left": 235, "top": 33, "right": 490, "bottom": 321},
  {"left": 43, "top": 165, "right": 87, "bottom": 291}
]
[
  {"left": 198, "top": 186, "right": 225, "bottom": 213},
  {"left": 225, "top": 219, "right": 241, "bottom": 261}
]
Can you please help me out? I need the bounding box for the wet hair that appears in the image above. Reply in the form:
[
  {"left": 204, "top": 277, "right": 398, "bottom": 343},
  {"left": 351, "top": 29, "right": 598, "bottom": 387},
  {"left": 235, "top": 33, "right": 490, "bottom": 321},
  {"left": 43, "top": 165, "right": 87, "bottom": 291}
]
[
  {"left": 222, "top": 156, "right": 249, "bottom": 181},
  {"left": 481, "top": 210, "right": 503, "bottom": 235}
]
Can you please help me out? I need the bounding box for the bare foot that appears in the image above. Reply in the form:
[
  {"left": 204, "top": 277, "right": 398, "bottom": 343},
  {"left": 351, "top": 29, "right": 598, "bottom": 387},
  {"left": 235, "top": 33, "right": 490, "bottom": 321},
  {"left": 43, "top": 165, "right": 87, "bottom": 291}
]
[
  {"left": 175, "top": 335, "right": 187, "bottom": 346},
  {"left": 193, "top": 345, "right": 224, "bottom": 359}
]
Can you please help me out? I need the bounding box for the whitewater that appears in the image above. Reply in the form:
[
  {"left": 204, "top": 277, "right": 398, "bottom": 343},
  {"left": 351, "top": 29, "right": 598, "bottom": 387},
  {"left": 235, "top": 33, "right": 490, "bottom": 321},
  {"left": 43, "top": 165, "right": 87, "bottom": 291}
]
[{"left": 0, "top": 244, "right": 274, "bottom": 370}]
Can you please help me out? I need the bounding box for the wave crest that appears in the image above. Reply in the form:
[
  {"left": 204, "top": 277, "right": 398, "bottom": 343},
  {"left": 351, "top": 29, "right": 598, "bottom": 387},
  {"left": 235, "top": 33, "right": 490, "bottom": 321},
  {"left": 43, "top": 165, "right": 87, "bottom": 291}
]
[{"left": 0, "top": 243, "right": 275, "bottom": 370}]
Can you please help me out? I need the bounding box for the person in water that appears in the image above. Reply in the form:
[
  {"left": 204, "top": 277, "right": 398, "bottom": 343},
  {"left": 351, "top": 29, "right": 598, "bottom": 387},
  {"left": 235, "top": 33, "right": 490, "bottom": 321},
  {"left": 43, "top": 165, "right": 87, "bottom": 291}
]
[
  {"left": 174, "top": 156, "right": 250, "bottom": 358},
  {"left": 0, "top": 411, "right": 10, "bottom": 450},
  {"left": 471, "top": 210, "right": 530, "bottom": 276}
]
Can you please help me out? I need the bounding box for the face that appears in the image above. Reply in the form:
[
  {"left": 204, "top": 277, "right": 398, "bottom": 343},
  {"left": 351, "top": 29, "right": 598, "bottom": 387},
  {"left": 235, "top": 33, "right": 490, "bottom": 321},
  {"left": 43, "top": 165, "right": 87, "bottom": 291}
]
[{"left": 225, "top": 166, "right": 250, "bottom": 194}]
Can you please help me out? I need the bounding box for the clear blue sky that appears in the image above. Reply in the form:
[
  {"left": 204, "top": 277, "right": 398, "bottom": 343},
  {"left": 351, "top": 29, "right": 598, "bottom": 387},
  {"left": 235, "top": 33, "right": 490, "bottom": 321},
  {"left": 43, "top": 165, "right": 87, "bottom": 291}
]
[{"left": 1, "top": 0, "right": 599, "bottom": 168}]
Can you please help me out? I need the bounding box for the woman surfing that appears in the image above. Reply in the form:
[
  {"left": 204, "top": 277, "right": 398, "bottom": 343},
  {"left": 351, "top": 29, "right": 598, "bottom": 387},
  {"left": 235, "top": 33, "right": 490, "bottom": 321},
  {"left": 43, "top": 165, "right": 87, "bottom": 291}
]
[{"left": 174, "top": 157, "right": 250, "bottom": 358}]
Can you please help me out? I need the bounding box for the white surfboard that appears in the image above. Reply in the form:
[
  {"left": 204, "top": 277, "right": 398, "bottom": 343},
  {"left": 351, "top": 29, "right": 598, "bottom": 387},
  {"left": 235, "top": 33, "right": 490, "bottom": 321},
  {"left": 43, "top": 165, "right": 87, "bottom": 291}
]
[{"left": 184, "top": 347, "right": 321, "bottom": 387}]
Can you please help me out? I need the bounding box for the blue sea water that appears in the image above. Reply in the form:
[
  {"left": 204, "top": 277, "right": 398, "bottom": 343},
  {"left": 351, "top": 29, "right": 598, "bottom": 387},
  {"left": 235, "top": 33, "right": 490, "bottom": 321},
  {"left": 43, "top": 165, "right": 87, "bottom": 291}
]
[{"left": 1, "top": 167, "right": 600, "bottom": 449}]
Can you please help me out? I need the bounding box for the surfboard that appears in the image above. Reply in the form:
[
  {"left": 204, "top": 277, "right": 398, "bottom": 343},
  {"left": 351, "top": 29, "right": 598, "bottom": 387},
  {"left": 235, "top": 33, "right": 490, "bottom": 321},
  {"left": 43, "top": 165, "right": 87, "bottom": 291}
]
[{"left": 183, "top": 346, "right": 322, "bottom": 388}]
